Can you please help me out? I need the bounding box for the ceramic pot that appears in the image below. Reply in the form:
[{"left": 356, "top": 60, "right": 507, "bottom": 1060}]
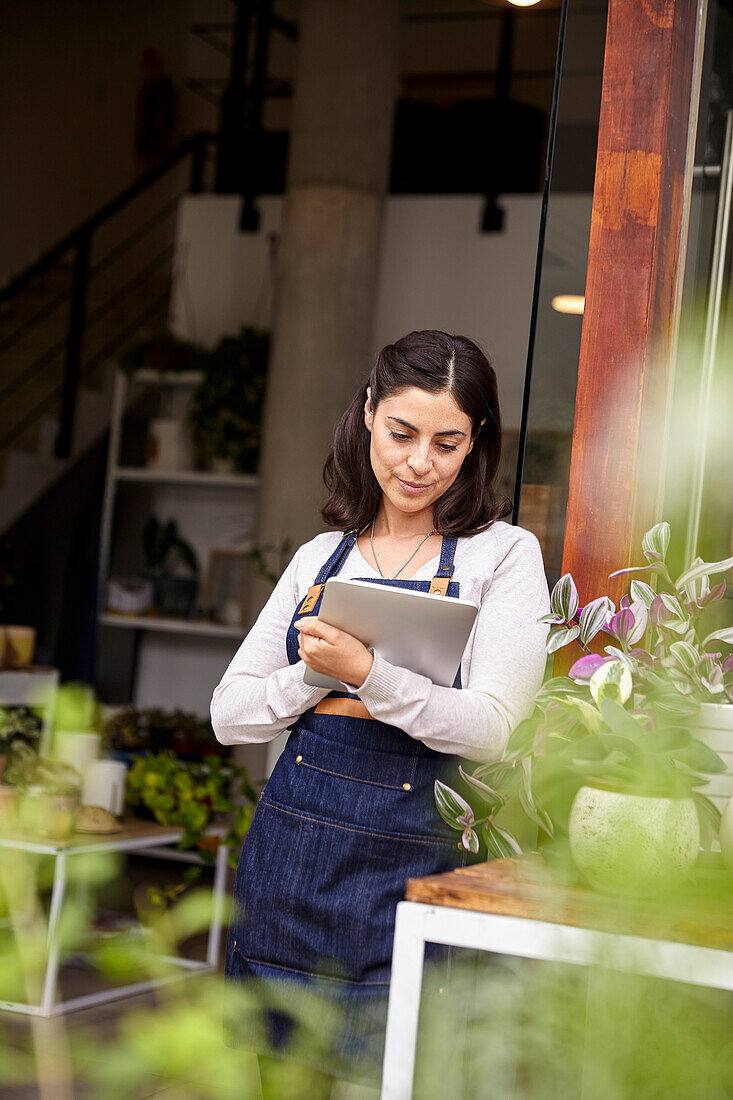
[
  {"left": 569, "top": 784, "right": 700, "bottom": 896},
  {"left": 720, "top": 798, "right": 733, "bottom": 872},
  {"left": 4, "top": 626, "right": 36, "bottom": 668},
  {"left": 692, "top": 703, "right": 733, "bottom": 812},
  {"left": 145, "top": 418, "right": 194, "bottom": 471}
]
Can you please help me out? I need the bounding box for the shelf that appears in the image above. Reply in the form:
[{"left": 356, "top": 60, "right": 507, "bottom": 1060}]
[
  {"left": 113, "top": 467, "right": 259, "bottom": 488},
  {"left": 99, "top": 613, "right": 245, "bottom": 639},
  {"left": 131, "top": 369, "right": 205, "bottom": 387}
]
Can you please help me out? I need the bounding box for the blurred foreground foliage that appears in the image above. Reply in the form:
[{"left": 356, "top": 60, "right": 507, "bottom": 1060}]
[{"left": 0, "top": 835, "right": 732, "bottom": 1098}]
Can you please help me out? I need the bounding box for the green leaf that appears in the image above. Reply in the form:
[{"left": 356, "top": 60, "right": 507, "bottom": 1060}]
[
  {"left": 675, "top": 554, "right": 733, "bottom": 591},
  {"left": 434, "top": 780, "right": 474, "bottom": 831},
  {"left": 599, "top": 697, "right": 644, "bottom": 740},
  {"left": 668, "top": 640, "right": 700, "bottom": 671},
  {"left": 642, "top": 522, "right": 670, "bottom": 562},
  {"left": 674, "top": 738, "right": 727, "bottom": 775},
  {"left": 643, "top": 726, "right": 691, "bottom": 753},
  {"left": 556, "top": 697, "right": 602, "bottom": 733}
]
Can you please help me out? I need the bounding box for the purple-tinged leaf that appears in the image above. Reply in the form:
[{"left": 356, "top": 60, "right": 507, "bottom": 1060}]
[
  {"left": 626, "top": 601, "right": 648, "bottom": 645},
  {"left": 578, "top": 596, "right": 615, "bottom": 646},
  {"left": 569, "top": 654, "right": 611, "bottom": 680},
  {"left": 723, "top": 655, "right": 733, "bottom": 673},
  {"left": 620, "top": 594, "right": 632, "bottom": 611},
  {"left": 551, "top": 574, "right": 579, "bottom": 621},
  {"left": 546, "top": 624, "right": 580, "bottom": 654},
  {"left": 461, "top": 827, "right": 480, "bottom": 853},
  {"left": 538, "top": 612, "right": 566, "bottom": 625},
  {"left": 607, "top": 608, "right": 635, "bottom": 645}
]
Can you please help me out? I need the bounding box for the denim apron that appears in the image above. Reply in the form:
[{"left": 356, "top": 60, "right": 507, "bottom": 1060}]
[{"left": 225, "top": 527, "right": 473, "bottom": 1075}]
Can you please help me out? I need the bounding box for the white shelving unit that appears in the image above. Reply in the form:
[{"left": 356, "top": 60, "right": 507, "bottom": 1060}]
[{"left": 96, "top": 367, "right": 258, "bottom": 701}]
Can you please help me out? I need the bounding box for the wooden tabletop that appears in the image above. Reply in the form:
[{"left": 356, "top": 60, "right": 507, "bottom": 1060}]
[{"left": 405, "top": 857, "right": 733, "bottom": 952}]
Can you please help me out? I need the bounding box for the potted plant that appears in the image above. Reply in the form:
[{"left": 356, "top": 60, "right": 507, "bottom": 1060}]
[
  {"left": 0, "top": 705, "right": 42, "bottom": 784},
  {"left": 125, "top": 753, "right": 258, "bottom": 893},
  {"left": 186, "top": 327, "right": 269, "bottom": 474},
  {"left": 6, "top": 748, "right": 82, "bottom": 840},
  {"left": 434, "top": 523, "right": 731, "bottom": 895},
  {"left": 143, "top": 517, "right": 199, "bottom": 617},
  {"left": 103, "top": 706, "right": 227, "bottom": 762}
]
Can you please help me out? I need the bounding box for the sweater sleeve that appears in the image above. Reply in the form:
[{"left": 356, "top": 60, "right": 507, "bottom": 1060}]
[
  {"left": 350, "top": 528, "right": 550, "bottom": 762},
  {"left": 210, "top": 545, "right": 330, "bottom": 745}
]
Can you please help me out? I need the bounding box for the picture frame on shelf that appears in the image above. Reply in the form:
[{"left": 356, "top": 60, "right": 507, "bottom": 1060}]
[{"left": 201, "top": 549, "right": 251, "bottom": 628}]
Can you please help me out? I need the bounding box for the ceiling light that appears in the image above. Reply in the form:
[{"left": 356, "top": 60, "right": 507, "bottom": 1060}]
[
  {"left": 507, "top": 0, "right": 543, "bottom": 7},
  {"left": 552, "top": 294, "right": 585, "bottom": 315}
]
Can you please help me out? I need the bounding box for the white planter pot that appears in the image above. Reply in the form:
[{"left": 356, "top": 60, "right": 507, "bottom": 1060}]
[
  {"left": 569, "top": 784, "right": 700, "bottom": 896},
  {"left": 146, "top": 418, "right": 194, "bottom": 471},
  {"left": 693, "top": 702, "right": 733, "bottom": 812},
  {"left": 721, "top": 799, "right": 733, "bottom": 872}
]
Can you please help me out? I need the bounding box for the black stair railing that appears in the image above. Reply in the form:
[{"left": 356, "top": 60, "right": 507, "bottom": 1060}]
[{"left": 0, "top": 131, "right": 216, "bottom": 460}]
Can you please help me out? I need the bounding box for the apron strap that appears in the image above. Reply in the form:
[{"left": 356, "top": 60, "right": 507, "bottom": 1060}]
[
  {"left": 297, "top": 524, "right": 369, "bottom": 613},
  {"left": 429, "top": 535, "right": 458, "bottom": 594}
]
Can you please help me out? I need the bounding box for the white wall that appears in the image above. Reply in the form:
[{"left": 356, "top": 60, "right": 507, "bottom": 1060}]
[{"left": 169, "top": 192, "right": 558, "bottom": 429}]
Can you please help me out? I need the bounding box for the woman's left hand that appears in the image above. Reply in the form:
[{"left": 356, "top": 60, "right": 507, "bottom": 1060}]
[{"left": 294, "top": 618, "right": 374, "bottom": 687}]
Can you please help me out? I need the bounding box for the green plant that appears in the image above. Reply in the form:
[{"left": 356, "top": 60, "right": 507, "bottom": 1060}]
[
  {"left": 5, "top": 750, "right": 81, "bottom": 796},
  {"left": 125, "top": 753, "right": 258, "bottom": 889},
  {"left": 0, "top": 706, "right": 42, "bottom": 754},
  {"left": 187, "top": 327, "right": 270, "bottom": 473},
  {"left": 435, "top": 522, "right": 732, "bottom": 858},
  {"left": 142, "top": 517, "right": 198, "bottom": 577}
]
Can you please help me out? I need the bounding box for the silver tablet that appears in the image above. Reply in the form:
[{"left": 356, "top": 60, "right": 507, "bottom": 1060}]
[{"left": 302, "top": 578, "right": 478, "bottom": 691}]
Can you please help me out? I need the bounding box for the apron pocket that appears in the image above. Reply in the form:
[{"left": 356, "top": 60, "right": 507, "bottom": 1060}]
[{"left": 296, "top": 726, "right": 418, "bottom": 791}]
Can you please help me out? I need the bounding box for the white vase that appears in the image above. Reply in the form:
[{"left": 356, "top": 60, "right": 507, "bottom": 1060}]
[
  {"left": 569, "top": 784, "right": 700, "bottom": 896},
  {"left": 693, "top": 702, "right": 733, "bottom": 812},
  {"left": 146, "top": 418, "right": 194, "bottom": 471}
]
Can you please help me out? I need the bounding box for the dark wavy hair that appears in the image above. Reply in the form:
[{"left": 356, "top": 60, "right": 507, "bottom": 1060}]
[{"left": 322, "top": 330, "right": 510, "bottom": 537}]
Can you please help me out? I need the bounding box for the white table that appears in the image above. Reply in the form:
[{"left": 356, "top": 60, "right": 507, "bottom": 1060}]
[
  {"left": 0, "top": 818, "right": 230, "bottom": 1017},
  {"left": 380, "top": 859, "right": 733, "bottom": 1100}
]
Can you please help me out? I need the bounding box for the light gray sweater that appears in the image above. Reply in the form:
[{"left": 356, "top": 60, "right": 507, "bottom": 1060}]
[{"left": 210, "top": 521, "right": 550, "bottom": 763}]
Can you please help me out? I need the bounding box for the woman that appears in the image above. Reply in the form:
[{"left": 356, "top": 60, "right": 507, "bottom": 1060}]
[{"left": 211, "top": 330, "right": 549, "bottom": 1082}]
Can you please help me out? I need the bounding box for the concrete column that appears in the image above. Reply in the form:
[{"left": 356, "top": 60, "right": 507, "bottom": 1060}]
[{"left": 253, "top": 0, "right": 399, "bottom": 598}]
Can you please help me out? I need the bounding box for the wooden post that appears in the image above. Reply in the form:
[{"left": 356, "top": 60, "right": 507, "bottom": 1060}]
[{"left": 560, "top": 0, "right": 706, "bottom": 603}]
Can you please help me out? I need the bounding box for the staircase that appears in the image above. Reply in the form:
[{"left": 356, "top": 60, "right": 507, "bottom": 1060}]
[{"left": 0, "top": 134, "right": 215, "bottom": 534}]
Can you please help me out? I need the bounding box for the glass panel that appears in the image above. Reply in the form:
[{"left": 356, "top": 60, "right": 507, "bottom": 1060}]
[
  {"left": 515, "top": 0, "right": 609, "bottom": 587},
  {"left": 664, "top": 1, "right": 733, "bottom": 638}
]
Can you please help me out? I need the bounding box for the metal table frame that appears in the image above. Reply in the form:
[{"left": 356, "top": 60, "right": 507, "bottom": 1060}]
[
  {"left": 0, "top": 825, "right": 230, "bottom": 1017},
  {"left": 380, "top": 900, "right": 733, "bottom": 1100}
]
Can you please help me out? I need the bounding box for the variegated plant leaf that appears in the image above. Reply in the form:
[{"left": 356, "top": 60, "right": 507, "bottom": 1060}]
[
  {"left": 589, "top": 659, "right": 632, "bottom": 705},
  {"left": 461, "top": 827, "right": 480, "bottom": 853},
  {"left": 578, "top": 596, "right": 615, "bottom": 646},
  {"left": 434, "top": 780, "right": 473, "bottom": 831},
  {"left": 547, "top": 624, "right": 580, "bottom": 654},
  {"left": 642, "top": 521, "right": 670, "bottom": 563},
  {"left": 667, "top": 640, "right": 699, "bottom": 671},
  {"left": 702, "top": 626, "right": 733, "bottom": 647},
  {"left": 629, "top": 579, "right": 657, "bottom": 607},
  {"left": 550, "top": 574, "right": 579, "bottom": 621},
  {"left": 490, "top": 823, "right": 524, "bottom": 856},
  {"left": 675, "top": 554, "right": 733, "bottom": 591},
  {"left": 458, "top": 764, "right": 505, "bottom": 807}
]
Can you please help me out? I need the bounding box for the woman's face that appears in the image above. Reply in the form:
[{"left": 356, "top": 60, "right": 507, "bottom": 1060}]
[{"left": 364, "top": 386, "right": 477, "bottom": 519}]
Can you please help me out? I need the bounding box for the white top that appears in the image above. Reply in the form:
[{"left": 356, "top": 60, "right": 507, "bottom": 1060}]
[{"left": 210, "top": 521, "right": 550, "bottom": 763}]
